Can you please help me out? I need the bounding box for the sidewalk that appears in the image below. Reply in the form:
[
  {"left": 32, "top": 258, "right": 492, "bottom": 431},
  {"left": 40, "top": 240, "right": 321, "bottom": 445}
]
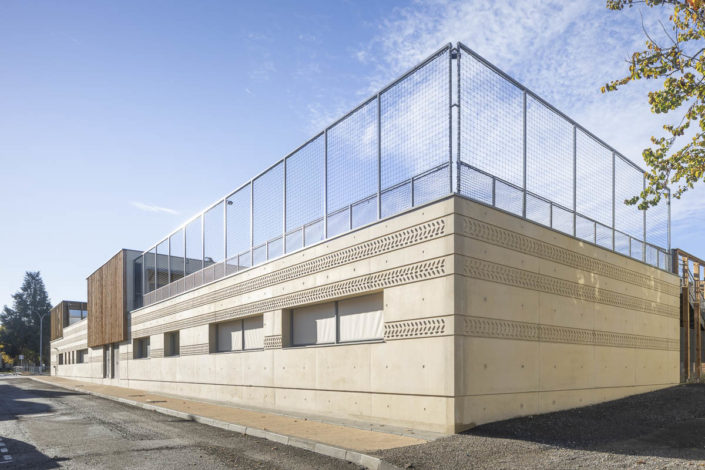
[{"left": 31, "top": 376, "right": 427, "bottom": 468}]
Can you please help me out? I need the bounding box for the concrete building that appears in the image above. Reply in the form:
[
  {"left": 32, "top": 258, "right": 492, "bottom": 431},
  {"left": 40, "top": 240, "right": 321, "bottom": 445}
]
[{"left": 50, "top": 43, "right": 679, "bottom": 434}]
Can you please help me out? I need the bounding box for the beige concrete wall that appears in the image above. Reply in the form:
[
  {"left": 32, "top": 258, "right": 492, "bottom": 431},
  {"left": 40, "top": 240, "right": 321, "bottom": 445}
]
[
  {"left": 453, "top": 197, "right": 680, "bottom": 431},
  {"left": 120, "top": 197, "right": 457, "bottom": 432},
  {"left": 50, "top": 319, "right": 92, "bottom": 378},
  {"left": 52, "top": 196, "right": 680, "bottom": 433}
]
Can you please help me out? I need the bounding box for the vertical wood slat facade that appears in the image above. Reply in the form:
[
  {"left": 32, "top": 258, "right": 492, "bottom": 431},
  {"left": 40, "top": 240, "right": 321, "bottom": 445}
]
[
  {"left": 87, "top": 250, "right": 127, "bottom": 348},
  {"left": 50, "top": 303, "right": 64, "bottom": 341},
  {"left": 50, "top": 301, "right": 88, "bottom": 341}
]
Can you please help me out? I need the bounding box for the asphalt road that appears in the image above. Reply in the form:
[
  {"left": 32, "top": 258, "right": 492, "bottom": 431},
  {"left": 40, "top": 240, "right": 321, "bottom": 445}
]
[{"left": 0, "top": 377, "right": 354, "bottom": 470}]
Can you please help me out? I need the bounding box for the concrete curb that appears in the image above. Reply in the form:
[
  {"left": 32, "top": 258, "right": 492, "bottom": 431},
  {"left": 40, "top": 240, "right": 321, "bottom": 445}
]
[{"left": 28, "top": 377, "right": 401, "bottom": 470}]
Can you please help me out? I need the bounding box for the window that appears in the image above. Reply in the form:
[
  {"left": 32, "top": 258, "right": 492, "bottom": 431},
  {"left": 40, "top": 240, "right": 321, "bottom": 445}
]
[
  {"left": 77, "top": 349, "right": 88, "bottom": 364},
  {"left": 292, "top": 302, "right": 336, "bottom": 346},
  {"left": 291, "top": 293, "right": 383, "bottom": 346},
  {"left": 243, "top": 316, "right": 264, "bottom": 350},
  {"left": 213, "top": 315, "right": 264, "bottom": 352},
  {"left": 58, "top": 353, "right": 64, "bottom": 365},
  {"left": 68, "top": 309, "right": 87, "bottom": 325},
  {"left": 156, "top": 239, "right": 169, "bottom": 289},
  {"left": 164, "top": 331, "right": 180, "bottom": 357},
  {"left": 133, "top": 337, "right": 150, "bottom": 359},
  {"left": 185, "top": 215, "right": 203, "bottom": 276},
  {"left": 103, "top": 345, "right": 110, "bottom": 377},
  {"left": 145, "top": 247, "right": 156, "bottom": 293},
  {"left": 170, "top": 229, "right": 185, "bottom": 283}
]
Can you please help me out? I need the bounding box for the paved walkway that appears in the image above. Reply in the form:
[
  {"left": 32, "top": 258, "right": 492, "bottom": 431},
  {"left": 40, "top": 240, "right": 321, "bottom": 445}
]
[{"left": 33, "top": 376, "right": 426, "bottom": 454}]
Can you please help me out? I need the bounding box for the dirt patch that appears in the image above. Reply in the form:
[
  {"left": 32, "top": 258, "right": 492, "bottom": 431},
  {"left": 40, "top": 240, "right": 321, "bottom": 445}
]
[{"left": 376, "top": 384, "right": 705, "bottom": 469}]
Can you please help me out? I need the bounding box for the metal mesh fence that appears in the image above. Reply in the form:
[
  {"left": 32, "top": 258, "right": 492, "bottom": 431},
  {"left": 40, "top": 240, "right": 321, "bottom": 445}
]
[
  {"left": 459, "top": 48, "right": 523, "bottom": 187},
  {"left": 614, "top": 156, "right": 644, "bottom": 240},
  {"left": 253, "top": 162, "right": 284, "bottom": 249},
  {"left": 381, "top": 47, "right": 450, "bottom": 205},
  {"left": 286, "top": 134, "right": 325, "bottom": 251},
  {"left": 327, "top": 99, "right": 378, "bottom": 215},
  {"left": 576, "top": 129, "right": 612, "bottom": 228},
  {"left": 526, "top": 96, "right": 574, "bottom": 209},
  {"left": 226, "top": 183, "right": 250, "bottom": 272},
  {"left": 136, "top": 42, "right": 672, "bottom": 307}
]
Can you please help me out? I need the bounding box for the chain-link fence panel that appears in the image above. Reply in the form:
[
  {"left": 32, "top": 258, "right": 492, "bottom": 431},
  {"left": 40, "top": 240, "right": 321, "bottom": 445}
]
[
  {"left": 252, "top": 162, "right": 284, "bottom": 250},
  {"left": 526, "top": 96, "right": 574, "bottom": 209},
  {"left": 576, "top": 130, "right": 613, "bottom": 228},
  {"left": 646, "top": 190, "right": 669, "bottom": 250},
  {"left": 286, "top": 134, "right": 324, "bottom": 246},
  {"left": 226, "top": 183, "right": 251, "bottom": 269},
  {"left": 381, "top": 46, "right": 450, "bottom": 212},
  {"left": 459, "top": 46, "right": 523, "bottom": 188},
  {"left": 327, "top": 99, "right": 378, "bottom": 216},
  {"left": 614, "top": 156, "right": 644, "bottom": 241}
]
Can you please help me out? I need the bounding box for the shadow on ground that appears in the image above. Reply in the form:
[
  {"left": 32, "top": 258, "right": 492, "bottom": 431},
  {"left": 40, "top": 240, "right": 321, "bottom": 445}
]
[
  {"left": 0, "top": 381, "right": 81, "bottom": 422},
  {"left": 0, "top": 436, "right": 66, "bottom": 469},
  {"left": 465, "top": 384, "right": 705, "bottom": 459}
]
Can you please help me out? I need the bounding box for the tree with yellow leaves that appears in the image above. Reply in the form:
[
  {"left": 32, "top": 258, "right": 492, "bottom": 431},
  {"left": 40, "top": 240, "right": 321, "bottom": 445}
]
[{"left": 605, "top": 0, "right": 705, "bottom": 207}]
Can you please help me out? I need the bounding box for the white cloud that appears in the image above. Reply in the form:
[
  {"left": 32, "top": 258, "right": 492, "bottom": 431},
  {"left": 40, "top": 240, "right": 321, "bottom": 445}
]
[
  {"left": 344, "top": 0, "right": 704, "bottom": 247},
  {"left": 130, "top": 201, "right": 179, "bottom": 215},
  {"left": 249, "top": 59, "right": 276, "bottom": 81},
  {"left": 354, "top": 0, "right": 674, "bottom": 161}
]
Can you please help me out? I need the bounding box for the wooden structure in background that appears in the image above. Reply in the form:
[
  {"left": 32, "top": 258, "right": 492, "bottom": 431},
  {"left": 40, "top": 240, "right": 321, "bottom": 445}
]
[
  {"left": 50, "top": 301, "right": 88, "bottom": 341},
  {"left": 87, "top": 250, "right": 128, "bottom": 348},
  {"left": 673, "top": 249, "right": 705, "bottom": 381}
]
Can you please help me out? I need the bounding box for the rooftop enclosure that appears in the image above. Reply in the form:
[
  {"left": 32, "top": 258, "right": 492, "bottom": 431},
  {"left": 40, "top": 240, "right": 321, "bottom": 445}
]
[
  {"left": 50, "top": 301, "right": 88, "bottom": 341},
  {"left": 136, "top": 42, "right": 671, "bottom": 310}
]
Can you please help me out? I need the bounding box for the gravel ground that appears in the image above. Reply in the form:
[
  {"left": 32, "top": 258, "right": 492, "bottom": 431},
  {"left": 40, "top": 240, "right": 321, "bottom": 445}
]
[{"left": 376, "top": 384, "right": 705, "bottom": 469}]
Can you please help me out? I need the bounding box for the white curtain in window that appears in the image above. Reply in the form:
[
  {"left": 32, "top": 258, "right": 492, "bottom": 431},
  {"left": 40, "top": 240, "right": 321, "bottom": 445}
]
[
  {"left": 217, "top": 320, "right": 242, "bottom": 352},
  {"left": 292, "top": 302, "right": 336, "bottom": 345},
  {"left": 338, "top": 293, "right": 384, "bottom": 342},
  {"left": 243, "top": 316, "right": 264, "bottom": 350}
]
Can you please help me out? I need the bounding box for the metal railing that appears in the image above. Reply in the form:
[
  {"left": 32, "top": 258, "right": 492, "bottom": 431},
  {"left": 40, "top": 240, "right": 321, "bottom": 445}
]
[{"left": 136, "top": 42, "right": 672, "bottom": 309}]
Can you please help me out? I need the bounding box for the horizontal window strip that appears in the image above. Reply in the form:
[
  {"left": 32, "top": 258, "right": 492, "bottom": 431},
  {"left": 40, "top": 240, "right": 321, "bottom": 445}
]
[{"left": 132, "top": 258, "right": 448, "bottom": 338}]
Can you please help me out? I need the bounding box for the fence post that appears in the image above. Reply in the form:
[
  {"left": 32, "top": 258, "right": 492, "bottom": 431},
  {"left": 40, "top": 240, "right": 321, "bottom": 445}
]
[
  {"left": 683, "top": 256, "right": 691, "bottom": 381},
  {"left": 449, "top": 46, "right": 454, "bottom": 195},
  {"left": 250, "top": 181, "right": 254, "bottom": 266},
  {"left": 612, "top": 152, "right": 617, "bottom": 251},
  {"left": 324, "top": 129, "right": 329, "bottom": 238},
  {"left": 572, "top": 125, "right": 577, "bottom": 237},
  {"left": 522, "top": 91, "right": 527, "bottom": 218},
  {"left": 643, "top": 174, "right": 647, "bottom": 262},
  {"left": 456, "top": 45, "right": 461, "bottom": 194},
  {"left": 695, "top": 263, "right": 702, "bottom": 379},
  {"left": 377, "top": 94, "right": 382, "bottom": 220},
  {"left": 283, "top": 156, "right": 287, "bottom": 251}
]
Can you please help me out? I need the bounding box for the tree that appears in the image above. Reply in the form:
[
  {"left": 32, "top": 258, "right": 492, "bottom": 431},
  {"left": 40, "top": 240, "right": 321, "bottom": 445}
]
[
  {"left": 604, "top": 0, "right": 705, "bottom": 208},
  {"left": 0, "top": 272, "right": 52, "bottom": 365}
]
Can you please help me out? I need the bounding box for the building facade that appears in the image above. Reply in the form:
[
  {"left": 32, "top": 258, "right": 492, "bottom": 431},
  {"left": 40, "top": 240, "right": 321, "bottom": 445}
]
[{"left": 50, "top": 43, "right": 679, "bottom": 433}]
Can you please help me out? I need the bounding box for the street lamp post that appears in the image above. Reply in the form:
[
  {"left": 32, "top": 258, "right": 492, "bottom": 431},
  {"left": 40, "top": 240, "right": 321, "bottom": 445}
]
[{"left": 37, "top": 311, "right": 48, "bottom": 372}]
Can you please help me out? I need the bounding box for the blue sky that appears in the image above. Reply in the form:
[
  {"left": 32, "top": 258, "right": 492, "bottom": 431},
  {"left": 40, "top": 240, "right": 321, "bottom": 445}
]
[{"left": 1, "top": 0, "right": 704, "bottom": 307}]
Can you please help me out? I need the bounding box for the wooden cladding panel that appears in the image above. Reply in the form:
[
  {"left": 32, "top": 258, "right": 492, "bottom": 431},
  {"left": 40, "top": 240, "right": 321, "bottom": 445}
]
[
  {"left": 87, "top": 251, "right": 127, "bottom": 348},
  {"left": 50, "top": 303, "right": 64, "bottom": 341}
]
